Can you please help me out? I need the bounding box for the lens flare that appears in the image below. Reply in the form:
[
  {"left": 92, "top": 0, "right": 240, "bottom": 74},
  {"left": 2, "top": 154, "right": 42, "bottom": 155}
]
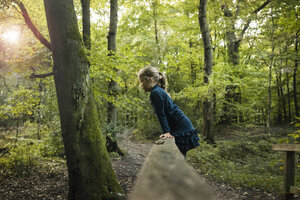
[{"left": 2, "top": 29, "right": 20, "bottom": 44}]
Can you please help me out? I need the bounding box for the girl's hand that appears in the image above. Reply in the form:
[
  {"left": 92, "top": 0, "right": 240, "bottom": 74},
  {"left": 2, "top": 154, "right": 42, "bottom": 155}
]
[{"left": 159, "top": 133, "right": 173, "bottom": 139}]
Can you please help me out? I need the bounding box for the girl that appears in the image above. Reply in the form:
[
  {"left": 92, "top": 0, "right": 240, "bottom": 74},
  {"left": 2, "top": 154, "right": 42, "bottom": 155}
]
[{"left": 138, "top": 66, "right": 200, "bottom": 156}]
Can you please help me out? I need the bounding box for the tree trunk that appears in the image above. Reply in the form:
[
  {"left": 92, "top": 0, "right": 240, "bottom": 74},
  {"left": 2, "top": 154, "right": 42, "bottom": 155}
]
[
  {"left": 286, "top": 71, "right": 292, "bottom": 122},
  {"left": 222, "top": 0, "right": 271, "bottom": 66},
  {"left": 107, "top": 0, "right": 118, "bottom": 125},
  {"left": 106, "top": 0, "right": 123, "bottom": 155},
  {"left": 1, "top": 75, "right": 10, "bottom": 92},
  {"left": 284, "top": 43, "right": 292, "bottom": 122},
  {"left": 268, "top": 50, "right": 272, "bottom": 134},
  {"left": 189, "top": 41, "right": 197, "bottom": 84},
  {"left": 294, "top": 32, "right": 299, "bottom": 117},
  {"left": 227, "top": 31, "right": 240, "bottom": 65},
  {"left": 268, "top": 6, "right": 275, "bottom": 135},
  {"left": 152, "top": 0, "right": 162, "bottom": 67},
  {"left": 221, "top": 1, "right": 271, "bottom": 124},
  {"left": 276, "top": 76, "right": 283, "bottom": 124},
  {"left": 80, "top": 0, "right": 91, "bottom": 50},
  {"left": 198, "top": 0, "right": 214, "bottom": 144},
  {"left": 43, "top": 0, "right": 122, "bottom": 199},
  {"left": 279, "top": 69, "right": 288, "bottom": 123}
]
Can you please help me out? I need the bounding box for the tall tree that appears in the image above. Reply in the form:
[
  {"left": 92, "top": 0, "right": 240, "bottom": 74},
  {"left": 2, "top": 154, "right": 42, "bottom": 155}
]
[
  {"left": 294, "top": 32, "right": 299, "bottom": 117},
  {"left": 267, "top": 4, "right": 275, "bottom": 135},
  {"left": 220, "top": 0, "right": 271, "bottom": 124},
  {"left": 81, "top": 0, "right": 91, "bottom": 50},
  {"left": 43, "top": 0, "right": 122, "bottom": 199},
  {"left": 221, "top": 0, "right": 271, "bottom": 65},
  {"left": 151, "top": 0, "right": 162, "bottom": 67},
  {"left": 107, "top": 0, "right": 118, "bottom": 125},
  {"left": 198, "top": 0, "right": 214, "bottom": 143},
  {"left": 106, "top": 0, "right": 124, "bottom": 156}
]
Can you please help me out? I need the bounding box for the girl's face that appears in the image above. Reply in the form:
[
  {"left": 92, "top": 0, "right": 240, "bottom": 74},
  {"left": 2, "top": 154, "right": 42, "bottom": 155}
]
[{"left": 140, "top": 77, "right": 154, "bottom": 92}]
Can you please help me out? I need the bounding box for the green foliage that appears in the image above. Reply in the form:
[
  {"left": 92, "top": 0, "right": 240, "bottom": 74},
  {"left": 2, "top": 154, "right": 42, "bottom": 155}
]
[
  {"left": 0, "top": 86, "right": 40, "bottom": 120},
  {"left": 41, "top": 123, "right": 65, "bottom": 157},
  {"left": 188, "top": 132, "right": 285, "bottom": 191},
  {"left": 0, "top": 119, "right": 64, "bottom": 174},
  {"left": 278, "top": 117, "right": 300, "bottom": 144},
  {"left": 102, "top": 122, "right": 125, "bottom": 154},
  {"left": 5, "top": 142, "right": 42, "bottom": 173}
]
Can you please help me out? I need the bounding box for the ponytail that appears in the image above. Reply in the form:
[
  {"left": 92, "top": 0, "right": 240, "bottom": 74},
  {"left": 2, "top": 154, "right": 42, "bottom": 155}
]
[{"left": 158, "top": 72, "right": 167, "bottom": 90}]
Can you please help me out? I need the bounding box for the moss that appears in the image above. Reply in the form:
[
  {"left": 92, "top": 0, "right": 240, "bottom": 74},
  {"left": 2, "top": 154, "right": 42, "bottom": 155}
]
[
  {"left": 67, "top": 11, "right": 82, "bottom": 41},
  {"left": 72, "top": 83, "right": 85, "bottom": 106},
  {"left": 77, "top": 95, "right": 123, "bottom": 199},
  {"left": 78, "top": 46, "right": 89, "bottom": 65},
  {"left": 67, "top": 22, "right": 89, "bottom": 65}
]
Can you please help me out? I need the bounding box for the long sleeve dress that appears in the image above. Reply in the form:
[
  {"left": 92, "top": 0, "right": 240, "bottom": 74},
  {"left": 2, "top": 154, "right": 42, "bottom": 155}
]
[{"left": 150, "top": 84, "right": 200, "bottom": 156}]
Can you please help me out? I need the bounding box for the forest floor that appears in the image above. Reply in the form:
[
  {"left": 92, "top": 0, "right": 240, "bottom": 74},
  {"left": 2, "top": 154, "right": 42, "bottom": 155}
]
[
  {"left": 113, "top": 129, "right": 282, "bottom": 200},
  {"left": 0, "top": 127, "right": 291, "bottom": 199}
]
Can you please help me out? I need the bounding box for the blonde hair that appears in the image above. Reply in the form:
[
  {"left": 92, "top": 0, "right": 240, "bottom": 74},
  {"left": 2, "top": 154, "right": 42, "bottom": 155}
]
[{"left": 138, "top": 66, "right": 167, "bottom": 90}]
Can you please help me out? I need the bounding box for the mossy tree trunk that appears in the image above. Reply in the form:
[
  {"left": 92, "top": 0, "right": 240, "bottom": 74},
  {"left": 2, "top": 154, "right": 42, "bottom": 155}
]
[{"left": 43, "top": 0, "right": 122, "bottom": 199}]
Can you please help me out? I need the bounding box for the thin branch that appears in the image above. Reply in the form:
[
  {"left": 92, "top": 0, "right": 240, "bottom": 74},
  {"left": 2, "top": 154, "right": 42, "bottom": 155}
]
[
  {"left": 0, "top": 147, "right": 11, "bottom": 157},
  {"left": 234, "top": 1, "right": 240, "bottom": 21},
  {"left": 13, "top": 0, "right": 52, "bottom": 51},
  {"left": 0, "top": 75, "right": 10, "bottom": 92},
  {"left": 30, "top": 72, "right": 53, "bottom": 79},
  {"left": 238, "top": 0, "right": 271, "bottom": 42}
]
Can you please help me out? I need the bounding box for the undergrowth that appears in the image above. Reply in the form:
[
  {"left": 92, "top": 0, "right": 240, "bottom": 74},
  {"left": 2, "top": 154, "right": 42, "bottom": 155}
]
[
  {"left": 187, "top": 126, "right": 300, "bottom": 192},
  {"left": 0, "top": 122, "right": 65, "bottom": 176}
]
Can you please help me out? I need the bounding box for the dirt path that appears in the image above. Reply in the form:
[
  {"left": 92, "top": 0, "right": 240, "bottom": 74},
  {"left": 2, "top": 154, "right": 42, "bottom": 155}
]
[{"left": 111, "top": 130, "right": 153, "bottom": 194}]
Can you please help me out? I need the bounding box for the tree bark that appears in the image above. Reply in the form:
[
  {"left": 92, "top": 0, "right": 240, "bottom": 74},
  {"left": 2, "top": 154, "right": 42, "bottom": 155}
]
[
  {"left": 198, "top": 0, "right": 214, "bottom": 144},
  {"left": 268, "top": 58, "right": 272, "bottom": 133},
  {"left": 80, "top": 0, "right": 91, "bottom": 50},
  {"left": 279, "top": 70, "right": 287, "bottom": 122},
  {"left": 152, "top": 0, "right": 162, "bottom": 67},
  {"left": 294, "top": 32, "right": 299, "bottom": 117},
  {"left": 268, "top": 5, "right": 275, "bottom": 135},
  {"left": 107, "top": 0, "right": 118, "bottom": 125},
  {"left": 43, "top": 0, "right": 122, "bottom": 199},
  {"left": 276, "top": 75, "right": 282, "bottom": 124},
  {"left": 189, "top": 41, "right": 197, "bottom": 84},
  {"left": 286, "top": 70, "right": 292, "bottom": 123}
]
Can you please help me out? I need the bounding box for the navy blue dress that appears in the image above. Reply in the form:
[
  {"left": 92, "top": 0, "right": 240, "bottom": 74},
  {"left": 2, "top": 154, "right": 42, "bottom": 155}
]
[{"left": 150, "top": 85, "right": 200, "bottom": 156}]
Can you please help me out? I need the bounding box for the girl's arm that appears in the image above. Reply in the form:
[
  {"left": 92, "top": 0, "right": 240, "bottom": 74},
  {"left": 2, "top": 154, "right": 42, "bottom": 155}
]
[{"left": 151, "top": 90, "right": 170, "bottom": 134}]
